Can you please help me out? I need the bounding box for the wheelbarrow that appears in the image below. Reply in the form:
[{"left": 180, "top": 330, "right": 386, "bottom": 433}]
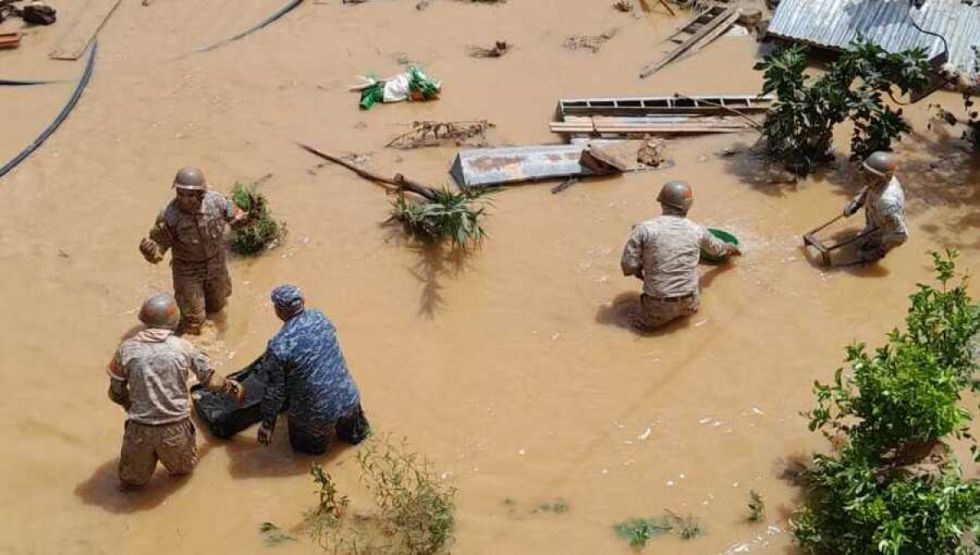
[{"left": 803, "top": 214, "right": 872, "bottom": 267}]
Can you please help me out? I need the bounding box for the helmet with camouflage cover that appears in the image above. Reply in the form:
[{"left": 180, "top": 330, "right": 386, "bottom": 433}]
[
  {"left": 172, "top": 166, "right": 207, "bottom": 191},
  {"left": 657, "top": 180, "right": 693, "bottom": 212},
  {"left": 861, "top": 151, "right": 897, "bottom": 178},
  {"left": 138, "top": 293, "right": 180, "bottom": 329}
]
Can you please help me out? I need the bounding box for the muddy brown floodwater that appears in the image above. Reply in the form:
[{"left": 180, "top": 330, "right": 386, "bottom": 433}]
[{"left": 0, "top": 1, "right": 977, "bottom": 553}]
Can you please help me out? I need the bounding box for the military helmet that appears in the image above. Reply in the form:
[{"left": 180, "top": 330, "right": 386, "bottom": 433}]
[
  {"left": 657, "top": 180, "right": 694, "bottom": 212},
  {"left": 861, "top": 151, "right": 896, "bottom": 177},
  {"left": 138, "top": 293, "right": 180, "bottom": 329},
  {"left": 172, "top": 166, "right": 207, "bottom": 191}
]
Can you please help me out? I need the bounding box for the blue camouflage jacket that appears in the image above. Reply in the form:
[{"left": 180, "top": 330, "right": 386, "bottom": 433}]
[{"left": 259, "top": 309, "right": 361, "bottom": 430}]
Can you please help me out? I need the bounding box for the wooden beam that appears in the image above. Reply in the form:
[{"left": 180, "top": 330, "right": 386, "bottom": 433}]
[{"left": 50, "top": 0, "right": 122, "bottom": 60}]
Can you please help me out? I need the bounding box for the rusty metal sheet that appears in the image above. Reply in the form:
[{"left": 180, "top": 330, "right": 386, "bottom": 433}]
[{"left": 450, "top": 144, "right": 607, "bottom": 187}]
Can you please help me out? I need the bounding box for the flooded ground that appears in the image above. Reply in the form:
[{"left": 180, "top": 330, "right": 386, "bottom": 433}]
[{"left": 0, "top": 1, "right": 977, "bottom": 553}]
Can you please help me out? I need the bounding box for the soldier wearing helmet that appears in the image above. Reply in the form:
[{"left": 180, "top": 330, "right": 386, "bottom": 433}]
[
  {"left": 107, "top": 293, "right": 243, "bottom": 489},
  {"left": 139, "top": 167, "right": 246, "bottom": 334},
  {"left": 620, "top": 180, "right": 740, "bottom": 330},
  {"left": 842, "top": 151, "right": 908, "bottom": 263}
]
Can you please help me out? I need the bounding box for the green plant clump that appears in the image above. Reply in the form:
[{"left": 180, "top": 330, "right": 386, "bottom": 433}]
[
  {"left": 755, "top": 37, "right": 930, "bottom": 175},
  {"left": 390, "top": 187, "right": 492, "bottom": 249},
  {"left": 613, "top": 511, "right": 704, "bottom": 548},
  {"left": 229, "top": 182, "right": 287, "bottom": 256},
  {"left": 259, "top": 522, "right": 297, "bottom": 546},
  {"left": 356, "top": 437, "right": 457, "bottom": 555},
  {"left": 792, "top": 250, "right": 980, "bottom": 555}
]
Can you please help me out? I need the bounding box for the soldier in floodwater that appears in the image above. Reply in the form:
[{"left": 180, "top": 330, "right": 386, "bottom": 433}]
[
  {"left": 620, "top": 180, "right": 741, "bottom": 330},
  {"left": 138, "top": 167, "right": 246, "bottom": 335},
  {"left": 842, "top": 151, "right": 908, "bottom": 263},
  {"left": 255, "top": 284, "right": 370, "bottom": 455},
  {"left": 107, "top": 293, "right": 243, "bottom": 489}
]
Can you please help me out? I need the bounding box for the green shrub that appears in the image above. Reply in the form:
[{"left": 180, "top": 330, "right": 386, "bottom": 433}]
[
  {"left": 756, "top": 38, "right": 929, "bottom": 175},
  {"left": 793, "top": 250, "right": 980, "bottom": 555},
  {"left": 229, "top": 182, "right": 286, "bottom": 255}
]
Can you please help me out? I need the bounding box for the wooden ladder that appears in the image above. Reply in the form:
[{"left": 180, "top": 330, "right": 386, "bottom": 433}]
[{"left": 639, "top": 5, "right": 740, "bottom": 78}]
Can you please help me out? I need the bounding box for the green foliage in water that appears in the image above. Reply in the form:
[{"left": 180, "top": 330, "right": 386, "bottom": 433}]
[
  {"left": 357, "top": 437, "right": 456, "bottom": 555},
  {"left": 229, "top": 182, "right": 286, "bottom": 256},
  {"left": 390, "top": 187, "right": 492, "bottom": 249},
  {"left": 756, "top": 38, "right": 930, "bottom": 175},
  {"left": 306, "top": 436, "right": 456, "bottom": 555},
  {"left": 614, "top": 516, "right": 673, "bottom": 548},
  {"left": 792, "top": 250, "right": 980, "bottom": 555},
  {"left": 537, "top": 498, "right": 570, "bottom": 514},
  {"left": 613, "top": 511, "right": 704, "bottom": 548}
]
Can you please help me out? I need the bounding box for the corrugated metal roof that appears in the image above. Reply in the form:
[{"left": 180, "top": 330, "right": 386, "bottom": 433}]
[{"left": 767, "top": 0, "right": 980, "bottom": 77}]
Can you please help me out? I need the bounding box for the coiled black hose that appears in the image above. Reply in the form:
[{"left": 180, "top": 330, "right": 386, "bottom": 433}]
[{"left": 0, "top": 42, "right": 97, "bottom": 180}]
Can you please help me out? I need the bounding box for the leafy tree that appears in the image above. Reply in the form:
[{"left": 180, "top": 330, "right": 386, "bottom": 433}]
[
  {"left": 793, "top": 251, "right": 980, "bottom": 554},
  {"left": 756, "top": 38, "right": 930, "bottom": 175}
]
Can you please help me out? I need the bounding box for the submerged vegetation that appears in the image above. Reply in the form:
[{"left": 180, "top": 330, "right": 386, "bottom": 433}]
[
  {"left": 389, "top": 186, "right": 493, "bottom": 249},
  {"left": 756, "top": 38, "right": 930, "bottom": 175},
  {"left": 792, "top": 251, "right": 980, "bottom": 554},
  {"left": 306, "top": 436, "right": 456, "bottom": 555},
  {"left": 613, "top": 511, "right": 704, "bottom": 548},
  {"left": 229, "top": 182, "right": 287, "bottom": 255}
]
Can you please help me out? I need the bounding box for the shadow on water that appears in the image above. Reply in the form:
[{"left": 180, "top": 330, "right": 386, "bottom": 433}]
[
  {"left": 223, "top": 430, "right": 353, "bottom": 480},
  {"left": 74, "top": 441, "right": 215, "bottom": 514},
  {"left": 595, "top": 263, "right": 735, "bottom": 336},
  {"left": 384, "top": 225, "right": 475, "bottom": 318}
]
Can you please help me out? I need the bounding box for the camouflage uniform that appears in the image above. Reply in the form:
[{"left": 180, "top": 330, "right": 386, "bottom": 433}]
[
  {"left": 108, "top": 328, "right": 214, "bottom": 486},
  {"left": 141, "top": 191, "right": 236, "bottom": 331},
  {"left": 850, "top": 176, "right": 908, "bottom": 261},
  {"left": 621, "top": 215, "right": 729, "bottom": 330},
  {"left": 259, "top": 309, "right": 367, "bottom": 454}
]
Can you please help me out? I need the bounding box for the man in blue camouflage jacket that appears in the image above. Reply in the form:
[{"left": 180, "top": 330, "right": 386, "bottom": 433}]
[{"left": 256, "top": 284, "right": 369, "bottom": 454}]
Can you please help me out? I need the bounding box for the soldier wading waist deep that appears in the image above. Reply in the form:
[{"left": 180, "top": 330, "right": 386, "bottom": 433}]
[{"left": 139, "top": 167, "right": 248, "bottom": 335}]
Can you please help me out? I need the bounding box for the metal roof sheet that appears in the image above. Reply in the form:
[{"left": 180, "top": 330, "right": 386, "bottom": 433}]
[{"left": 767, "top": 0, "right": 980, "bottom": 77}]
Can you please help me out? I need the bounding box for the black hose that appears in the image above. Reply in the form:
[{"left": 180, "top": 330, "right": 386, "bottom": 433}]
[
  {"left": 194, "top": 0, "right": 304, "bottom": 54},
  {"left": 0, "top": 78, "right": 72, "bottom": 87},
  {"left": 0, "top": 42, "right": 97, "bottom": 181},
  {"left": 905, "top": 3, "right": 949, "bottom": 59}
]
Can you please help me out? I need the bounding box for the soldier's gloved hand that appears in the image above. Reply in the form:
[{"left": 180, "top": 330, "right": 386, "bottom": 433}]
[
  {"left": 843, "top": 201, "right": 860, "bottom": 218},
  {"left": 257, "top": 421, "right": 274, "bottom": 446},
  {"left": 139, "top": 238, "right": 163, "bottom": 264}
]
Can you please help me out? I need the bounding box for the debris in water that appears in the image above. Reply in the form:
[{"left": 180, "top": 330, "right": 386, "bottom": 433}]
[
  {"left": 517, "top": 448, "right": 526, "bottom": 455},
  {"left": 612, "top": 0, "right": 633, "bottom": 12},
  {"left": 751, "top": 407, "right": 765, "bottom": 415},
  {"left": 386, "top": 120, "right": 493, "bottom": 149},
  {"left": 563, "top": 29, "right": 618, "bottom": 53},
  {"left": 637, "top": 427, "right": 652, "bottom": 440},
  {"left": 468, "top": 40, "right": 510, "bottom": 58}
]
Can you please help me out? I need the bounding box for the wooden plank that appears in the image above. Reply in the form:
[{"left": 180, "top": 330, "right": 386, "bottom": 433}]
[
  {"left": 49, "top": 0, "right": 122, "bottom": 60},
  {"left": 640, "top": 6, "right": 738, "bottom": 78}
]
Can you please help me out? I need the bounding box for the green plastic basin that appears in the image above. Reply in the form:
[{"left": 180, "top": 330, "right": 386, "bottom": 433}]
[{"left": 700, "top": 227, "right": 739, "bottom": 264}]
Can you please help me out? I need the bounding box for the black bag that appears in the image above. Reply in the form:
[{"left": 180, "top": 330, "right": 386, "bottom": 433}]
[
  {"left": 191, "top": 357, "right": 268, "bottom": 439},
  {"left": 22, "top": 3, "right": 57, "bottom": 25}
]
